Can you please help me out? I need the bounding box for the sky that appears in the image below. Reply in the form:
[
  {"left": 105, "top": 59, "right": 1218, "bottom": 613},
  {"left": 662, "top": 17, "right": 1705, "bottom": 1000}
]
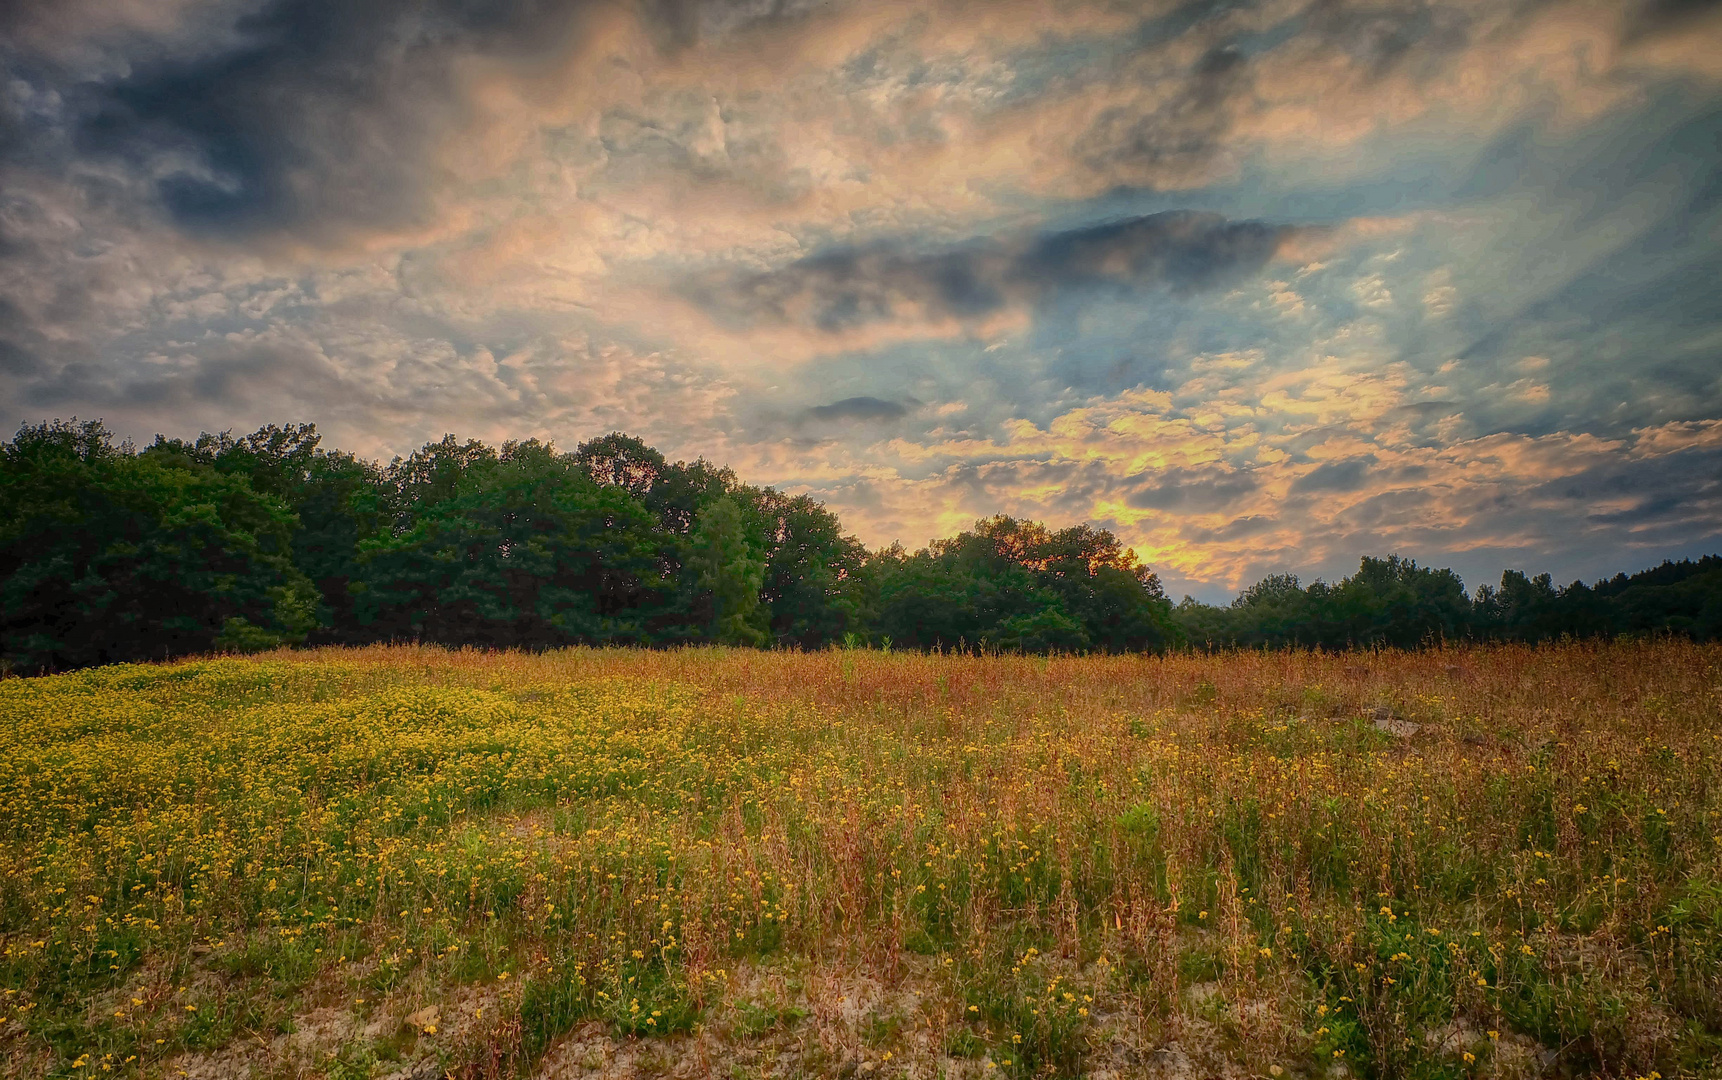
[{"left": 2, "top": 0, "right": 1721, "bottom": 601}]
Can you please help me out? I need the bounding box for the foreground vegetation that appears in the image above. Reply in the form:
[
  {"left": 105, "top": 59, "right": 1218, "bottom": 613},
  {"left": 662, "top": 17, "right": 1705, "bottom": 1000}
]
[{"left": 3, "top": 642, "right": 1721, "bottom": 1078}]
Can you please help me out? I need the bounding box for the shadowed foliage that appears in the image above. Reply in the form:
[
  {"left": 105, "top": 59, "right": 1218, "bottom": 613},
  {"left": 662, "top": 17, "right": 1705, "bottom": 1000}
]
[{"left": 2, "top": 418, "right": 1718, "bottom": 672}]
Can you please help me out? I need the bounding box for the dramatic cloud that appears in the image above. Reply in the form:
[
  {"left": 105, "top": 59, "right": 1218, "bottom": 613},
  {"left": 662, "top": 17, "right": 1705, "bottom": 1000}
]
[
  {"left": 2, "top": 0, "right": 1720, "bottom": 595},
  {"left": 5, "top": 0, "right": 807, "bottom": 239},
  {"left": 688, "top": 211, "right": 1301, "bottom": 332},
  {"left": 807, "top": 397, "right": 911, "bottom": 423}
]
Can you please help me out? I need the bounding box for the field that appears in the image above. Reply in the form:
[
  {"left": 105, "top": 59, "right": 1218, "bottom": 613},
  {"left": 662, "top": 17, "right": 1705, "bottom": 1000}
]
[{"left": 2, "top": 644, "right": 1720, "bottom": 1080}]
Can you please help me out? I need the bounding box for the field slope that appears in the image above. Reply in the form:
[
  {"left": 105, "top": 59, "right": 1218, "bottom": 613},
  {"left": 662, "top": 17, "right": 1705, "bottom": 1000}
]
[{"left": 2, "top": 644, "right": 1721, "bottom": 1078}]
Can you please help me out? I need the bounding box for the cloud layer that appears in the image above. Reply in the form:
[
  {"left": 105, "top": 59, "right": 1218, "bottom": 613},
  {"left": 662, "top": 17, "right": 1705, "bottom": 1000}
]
[
  {"left": 3, "top": 0, "right": 1720, "bottom": 597},
  {"left": 688, "top": 211, "right": 1301, "bottom": 332}
]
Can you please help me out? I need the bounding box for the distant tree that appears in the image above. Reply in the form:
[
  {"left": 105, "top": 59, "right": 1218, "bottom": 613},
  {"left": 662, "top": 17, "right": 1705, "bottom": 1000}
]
[
  {"left": 1175, "top": 558, "right": 1469, "bottom": 650},
  {"left": 0, "top": 420, "right": 316, "bottom": 671},
  {"left": 573, "top": 433, "right": 745, "bottom": 638},
  {"left": 1171, "top": 593, "right": 1232, "bottom": 648},
  {"left": 11, "top": 415, "right": 1722, "bottom": 668},
  {"left": 1228, "top": 573, "right": 1314, "bottom": 646},
  {"left": 1236, "top": 573, "right": 1302, "bottom": 608},
  {"left": 687, "top": 495, "right": 768, "bottom": 646},
  {"left": 1032, "top": 521, "right": 1173, "bottom": 651},
  {"left": 384, "top": 434, "right": 500, "bottom": 528},
  {"left": 574, "top": 432, "right": 668, "bottom": 502},
  {"left": 733, "top": 486, "right": 867, "bottom": 647},
  {"left": 289, "top": 450, "right": 389, "bottom": 640},
  {"left": 1583, "top": 557, "right": 1722, "bottom": 641},
  {"left": 873, "top": 549, "right": 1047, "bottom": 650},
  {"left": 149, "top": 422, "right": 323, "bottom": 500},
  {"left": 355, "top": 440, "right": 665, "bottom": 646},
  {"left": 649, "top": 458, "right": 736, "bottom": 537},
  {"left": 992, "top": 607, "right": 1090, "bottom": 653},
  {"left": 147, "top": 423, "right": 390, "bottom": 641},
  {"left": 1326, "top": 555, "right": 1471, "bottom": 648},
  {"left": 1475, "top": 570, "right": 1561, "bottom": 642},
  {"left": 871, "top": 516, "right": 1171, "bottom": 652}
]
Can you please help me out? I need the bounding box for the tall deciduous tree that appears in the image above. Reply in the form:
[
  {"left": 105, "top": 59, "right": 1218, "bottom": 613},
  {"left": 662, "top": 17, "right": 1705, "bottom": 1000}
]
[
  {"left": 870, "top": 516, "right": 1173, "bottom": 652},
  {"left": 733, "top": 486, "right": 867, "bottom": 648},
  {"left": 0, "top": 420, "right": 316, "bottom": 672},
  {"left": 148, "top": 423, "right": 390, "bottom": 641},
  {"left": 687, "top": 495, "right": 767, "bottom": 646},
  {"left": 354, "top": 440, "right": 664, "bottom": 646}
]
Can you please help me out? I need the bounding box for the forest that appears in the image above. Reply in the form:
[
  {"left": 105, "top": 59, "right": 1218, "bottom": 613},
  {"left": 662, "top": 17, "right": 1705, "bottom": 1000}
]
[{"left": 3, "top": 418, "right": 1718, "bottom": 672}]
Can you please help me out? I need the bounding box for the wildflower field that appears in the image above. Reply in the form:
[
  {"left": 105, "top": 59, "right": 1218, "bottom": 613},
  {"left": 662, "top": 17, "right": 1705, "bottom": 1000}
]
[{"left": 2, "top": 644, "right": 1720, "bottom": 1079}]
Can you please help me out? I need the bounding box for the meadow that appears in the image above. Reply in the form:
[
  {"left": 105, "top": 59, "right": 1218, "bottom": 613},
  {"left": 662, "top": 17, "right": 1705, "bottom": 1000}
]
[{"left": 1, "top": 643, "right": 1719, "bottom": 1080}]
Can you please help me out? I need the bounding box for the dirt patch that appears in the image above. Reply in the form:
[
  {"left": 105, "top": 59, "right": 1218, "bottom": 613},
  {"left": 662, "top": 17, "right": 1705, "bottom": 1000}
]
[{"left": 530, "top": 953, "right": 1192, "bottom": 1080}]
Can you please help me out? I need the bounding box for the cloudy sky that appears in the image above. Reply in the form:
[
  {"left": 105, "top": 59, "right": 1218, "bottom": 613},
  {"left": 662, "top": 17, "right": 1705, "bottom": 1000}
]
[{"left": 3, "top": 0, "right": 1720, "bottom": 598}]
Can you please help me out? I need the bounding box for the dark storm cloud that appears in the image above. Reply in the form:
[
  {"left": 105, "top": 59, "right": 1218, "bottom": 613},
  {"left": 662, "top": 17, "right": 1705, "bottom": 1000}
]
[
  {"left": 1387, "top": 401, "right": 1458, "bottom": 419},
  {"left": 1125, "top": 465, "right": 1259, "bottom": 511},
  {"left": 15, "top": 338, "right": 353, "bottom": 414},
  {"left": 0, "top": 337, "right": 40, "bottom": 377},
  {"left": 0, "top": 294, "right": 53, "bottom": 379},
  {"left": 1298, "top": 0, "right": 1478, "bottom": 77},
  {"left": 0, "top": 0, "right": 804, "bottom": 240},
  {"left": 1587, "top": 494, "right": 1690, "bottom": 525},
  {"left": 1437, "top": 99, "right": 1722, "bottom": 434},
  {"left": 1026, "top": 212, "right": 1292, "bottom": 290},
  {"left": 1075, "top": 44, "right": 1249, "bottom": 183},
  {"left": 1190, "top": 515, "right": 1277, "bottom": 543},
  {"left": 806, "top": 396, "right": 909, "bottom": 422},
  {"left": 1069, "top": 0, "right": 1487, "bottom": 187},
  {"left": 1543, "top": 448, "right": 1722, "bottom": 533},
  {"left": 1290, "top": 458, "right": 1374, "bottom": 494},
  {"left": 63, "top": 0, "right": 596, "bottom": 237},
  {"left": 694, "top": 211, "right": 1299, "bottom": 331},
  {"left": 1626, "top": 0, "right": 1722, "bottom": 39}
]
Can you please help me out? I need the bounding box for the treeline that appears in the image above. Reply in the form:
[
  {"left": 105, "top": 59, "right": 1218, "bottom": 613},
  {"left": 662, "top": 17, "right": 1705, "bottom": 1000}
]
[
  {"left": 1173, "top": 554, "right": 1722, "bottom": 650},
  {"left": 0, "top": 419, "right": 1174, "bottom": 670},
  {"left": 1, "top": 419, "right": 1717, "bottom": 671}
]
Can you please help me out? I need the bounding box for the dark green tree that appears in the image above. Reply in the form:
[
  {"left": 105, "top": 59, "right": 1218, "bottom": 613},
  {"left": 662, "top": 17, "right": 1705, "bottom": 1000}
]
[
  {"left": 149, "top": 423, "right": 323, "bottom": 501},
  {"left": 384, "top": 435, "right": 501, "bottom": 528},
  {"left": 687, "top": 495, "right": 768, "bottom": 646},
  {"left": 354, "top": 439, "right": 665, "bottom": 646},
  {"left": 147, "top": 423, "right": 390, "bottom": 641},
  {"left": 13, "top": 416, "right": 1722, "bottom": 667},
  {"left": 871, "top": 516, "right": 1171, "bottom": 652},
  {"left": 1328, "top": 555, "right": 1471, "bottom": 647},
  {"left": 872, "top": 548, "right": 1049, "bottom": 650},
  {"left": 574, "top": 432, "right": 669, "bottom": 503},
  {"left": 733, "top": 486, "right": 867, "bottom": 647},
  {"left": 1, "top": 420, "right": 317, "bottom": 671},
  {"left": 1583, "top": 557, "right": 1722, "bottom": 641},
  {"left": 288, "top": 450, "right": 389, "bottom": 640}
]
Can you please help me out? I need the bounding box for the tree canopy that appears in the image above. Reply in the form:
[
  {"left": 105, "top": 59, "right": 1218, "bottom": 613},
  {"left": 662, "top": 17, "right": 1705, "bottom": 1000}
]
[
  {"left": 1, "top": 420, "right": 316, "bottom": 671},
  {"left": 2, "top": 417, "right": 1718, "bottom": 672},
  {"left": 869, "top": 516, "right": 1172, "bottom": 652}
]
